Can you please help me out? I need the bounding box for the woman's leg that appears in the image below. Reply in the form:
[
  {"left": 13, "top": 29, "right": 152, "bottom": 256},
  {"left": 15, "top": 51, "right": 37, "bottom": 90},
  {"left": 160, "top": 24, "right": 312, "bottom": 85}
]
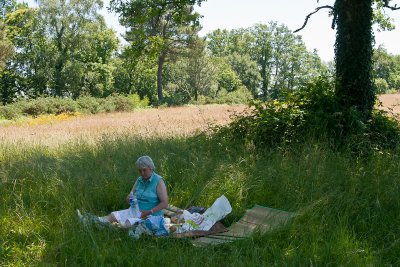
[{"left": 98, "top": 213, "right": 118, "bottom": 223}]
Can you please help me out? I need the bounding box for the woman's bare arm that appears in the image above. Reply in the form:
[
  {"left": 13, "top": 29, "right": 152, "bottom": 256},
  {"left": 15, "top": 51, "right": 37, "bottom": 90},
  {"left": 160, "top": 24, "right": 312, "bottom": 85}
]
[{"left": 154, "top": 179, "right": 169, "bottom": 211}]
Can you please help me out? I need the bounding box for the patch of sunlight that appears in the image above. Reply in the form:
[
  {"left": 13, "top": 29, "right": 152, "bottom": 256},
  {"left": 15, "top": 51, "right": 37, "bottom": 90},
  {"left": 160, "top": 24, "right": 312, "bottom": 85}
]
[{"left": 1, "top": 112, "right": 81, "bottom": 127}]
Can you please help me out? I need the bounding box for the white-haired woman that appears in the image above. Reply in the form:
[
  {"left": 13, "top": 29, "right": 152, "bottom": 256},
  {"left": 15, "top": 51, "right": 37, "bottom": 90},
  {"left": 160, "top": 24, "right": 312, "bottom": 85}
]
[{"left": 87, "top": 156, "right": 169, "bottom": 226}]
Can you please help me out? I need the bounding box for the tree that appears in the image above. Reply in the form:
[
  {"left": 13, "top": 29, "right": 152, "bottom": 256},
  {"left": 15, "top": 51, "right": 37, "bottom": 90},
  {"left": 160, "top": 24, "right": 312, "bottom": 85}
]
[
  {"left": 0, "top": 20, "right": 13, "bottom": 71},
  {"left": 1, "top": 0, "right": 15, "bottom": 19},
  {"left": 5, "top": 5, "right": 55, "bottom": 97},
  {"left": 109, "top": 0, "right": 205, "bottom": 101},
  {"left": 38, "top": 0, "right": 104, "bottom": 96},
  {"left": 373, "top": 45, "right": 400, "bottom": 92},
  {"left": 0, "top": 0, "right": 15, "bottom": 71},
  {"left": 184, "top": 37, "right": 215, "bottom": 101},
  {"left": 296, "top": 0, "right": 400, "bottom": 119},
  {"left": 163, "top": 36, "right": 216, "bottom": 103},
  {"left": 227, "top": 53, "right": 261, "bottom": 97},
  {"left": 208, "top": 23, "right": 325, "bottom": 99},
  {"left": 1, "top": 1, "right": 119, "bottom": 102},
  {"left": 251, "top": 23, "right": 273, "bottom": 97},
  {"left": 114, "top": 46, "right": 158, "bottom": 101},
  {"left": 334, "top": 0, "right": 374, "bottom": 118}
]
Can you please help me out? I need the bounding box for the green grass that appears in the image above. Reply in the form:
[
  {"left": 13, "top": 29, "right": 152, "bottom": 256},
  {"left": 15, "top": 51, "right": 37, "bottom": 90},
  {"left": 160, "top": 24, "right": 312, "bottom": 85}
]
[{"left": 0, "top": 134, "right": 399, "bottom": 266}]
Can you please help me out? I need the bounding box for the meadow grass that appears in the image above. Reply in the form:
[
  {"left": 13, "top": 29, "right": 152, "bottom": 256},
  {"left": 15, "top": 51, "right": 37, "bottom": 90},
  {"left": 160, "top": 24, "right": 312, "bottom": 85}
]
[{"left": 0, "top": 134, "right": 399, "bottom": 266}]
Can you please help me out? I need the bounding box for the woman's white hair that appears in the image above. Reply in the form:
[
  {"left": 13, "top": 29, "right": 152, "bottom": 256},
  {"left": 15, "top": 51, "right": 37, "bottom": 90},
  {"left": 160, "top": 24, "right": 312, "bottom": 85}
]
[{"left": 135, "top": 156, "right": 155, "bottom": 170}]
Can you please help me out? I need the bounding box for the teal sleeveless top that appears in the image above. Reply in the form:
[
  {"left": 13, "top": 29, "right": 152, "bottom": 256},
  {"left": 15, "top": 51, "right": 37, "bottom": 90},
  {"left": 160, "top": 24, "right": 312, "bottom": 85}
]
[{"left": 135, "top": 172, "right": 164, "bottom": 216}]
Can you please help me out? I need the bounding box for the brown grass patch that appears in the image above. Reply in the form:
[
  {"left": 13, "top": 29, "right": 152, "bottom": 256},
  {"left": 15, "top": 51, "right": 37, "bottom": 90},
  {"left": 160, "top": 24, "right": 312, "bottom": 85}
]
[
  {"left": 378, "top": 93, "right": 400, "bottom": 115},
  {"left": 0, "top": 105, "right": 247, "bottom": 146}
]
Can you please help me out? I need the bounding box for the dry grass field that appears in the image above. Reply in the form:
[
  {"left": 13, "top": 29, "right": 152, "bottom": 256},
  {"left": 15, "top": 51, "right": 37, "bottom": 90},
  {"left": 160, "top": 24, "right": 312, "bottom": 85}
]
[
  {"left": 378, "top": 93, "right": 400, "bottom": 114},
  {"left": 0, "top": 105, "right": 247, "bottom": 146},
  {"left": 1, "top": 94, "right": 399, "bottom": 147}
]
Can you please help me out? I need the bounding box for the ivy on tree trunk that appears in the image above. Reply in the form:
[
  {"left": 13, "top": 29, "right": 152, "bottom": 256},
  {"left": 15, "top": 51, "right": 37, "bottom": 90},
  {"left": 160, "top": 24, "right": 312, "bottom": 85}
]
[{"left": 334, "top": 0, "right": 374, "bottom": 118}]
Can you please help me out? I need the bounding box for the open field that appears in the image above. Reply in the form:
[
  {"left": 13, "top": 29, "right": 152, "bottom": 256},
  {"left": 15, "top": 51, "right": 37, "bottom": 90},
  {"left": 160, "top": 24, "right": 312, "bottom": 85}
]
[
  {"left": 0, "top": 105, "right": 246, "bottom": 146},
  {"left": 1, "top": 93, "right": 399, "bottom": 147},
  {"left": 378, "top": 93, "right": 400, "bottom": 114}
]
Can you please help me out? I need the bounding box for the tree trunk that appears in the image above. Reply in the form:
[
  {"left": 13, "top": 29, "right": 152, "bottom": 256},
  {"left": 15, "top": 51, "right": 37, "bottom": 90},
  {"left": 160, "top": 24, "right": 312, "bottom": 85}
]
[
  {"left": 260, "top": 63, "right": 269, "bottom": 98},
  {"left": 334, "top": 0, "right": 374, "bottom": 118},
  {"left": 157, "top": 54, "right": 165, "bottom": 102},
  {"left": 54, "top": 60, "right": 64, "bottom": 97}
]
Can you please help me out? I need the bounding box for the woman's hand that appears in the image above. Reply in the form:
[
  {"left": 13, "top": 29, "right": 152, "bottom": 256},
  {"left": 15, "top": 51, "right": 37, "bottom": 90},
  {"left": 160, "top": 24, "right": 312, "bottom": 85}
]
[
  {"left": 140, "top": 210, "right": 152, "bottom": 219},
  {"left": 126, "top": 194, "right": 131, "bottom": 205}
]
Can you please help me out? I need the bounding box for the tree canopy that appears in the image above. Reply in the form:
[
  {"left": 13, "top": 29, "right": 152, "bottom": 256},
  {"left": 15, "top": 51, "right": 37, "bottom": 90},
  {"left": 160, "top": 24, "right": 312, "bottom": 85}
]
[{"left": 109, "top": 0, "right": 205, "bottom": 101}]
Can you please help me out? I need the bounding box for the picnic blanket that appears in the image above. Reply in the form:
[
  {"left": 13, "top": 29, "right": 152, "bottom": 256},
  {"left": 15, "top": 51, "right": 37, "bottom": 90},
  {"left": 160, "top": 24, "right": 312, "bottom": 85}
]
[{"left": 191, "top": 205, "right": 296, "bottom": 246}]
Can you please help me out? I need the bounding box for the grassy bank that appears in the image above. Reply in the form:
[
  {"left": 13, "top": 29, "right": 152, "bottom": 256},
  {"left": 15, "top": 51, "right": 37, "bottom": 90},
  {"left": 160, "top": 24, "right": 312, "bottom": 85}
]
[{"left": 0, "top": 135, "right": 399, "bottom": 266}]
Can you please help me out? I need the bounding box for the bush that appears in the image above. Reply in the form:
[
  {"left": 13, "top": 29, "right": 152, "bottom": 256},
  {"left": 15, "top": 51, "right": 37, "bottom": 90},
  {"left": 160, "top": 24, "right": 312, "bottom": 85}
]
[
  {"left": 192, "top": 87, "right": 252, "bottom": 105},
  {"left": 109, "top": 95, "right": 135, "bottom": 112},
  {"left": 127, "top": 94, "right": 149, "bottom": 108},
  {"left": 374, "top": 78, "right": 389, "bottom": 94},
  {"left": 15, "top": 97, "right": 79, "bottom": 116},
  {"left": 216, "top": 86, "right": 252, "bottom": 104},
  {"left": 51, "top": 98, "right": 78, "bottom": 114},
  {"left": 0, "top": 105, "right": 22, "bottom": 120},
  {"left": 19, "top": 99, "right": 49, "bottom": 117},
  {"left": 0, "top": 94, "right": 150, "bottom": 119},
  {"left": 97, "top": 98, "right": 116, "bottom": 113},
  {"left": 76, "top": 96, "right": 101, "bottom": 114},
  {"left": 217, "top": 76, "right": 400, "bottom": 153}
]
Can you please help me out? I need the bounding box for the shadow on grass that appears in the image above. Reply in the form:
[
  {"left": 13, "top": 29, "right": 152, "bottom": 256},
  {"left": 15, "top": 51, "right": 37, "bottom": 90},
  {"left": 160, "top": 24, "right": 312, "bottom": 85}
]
[{"left": 0, "top": 134, "right": 399, "bottom": 265}]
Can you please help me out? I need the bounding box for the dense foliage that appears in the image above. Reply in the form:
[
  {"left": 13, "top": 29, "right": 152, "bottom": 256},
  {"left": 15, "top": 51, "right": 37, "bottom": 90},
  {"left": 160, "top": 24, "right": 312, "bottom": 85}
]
[
  {"left": 109, "top": 0, "right": 206, "bottom": 101},
  {"left": 0, "top": 0, "right": 335, "bottom": 107},
  {"left": 207, "top": 23, "right": 327, "bottom": 99},
  {"left": 219, "top": 76, "right": 400, "bottom": 154},
  {"left": 373, "top": 46, "right": 400, "bottom": 93}
]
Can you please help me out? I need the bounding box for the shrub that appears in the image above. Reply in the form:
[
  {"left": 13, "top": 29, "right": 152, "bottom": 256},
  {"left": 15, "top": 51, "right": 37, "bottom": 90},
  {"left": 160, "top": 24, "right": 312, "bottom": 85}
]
[
  {"left": 127, "top": 94, "right": 149, "bottom": 108},
  {"left": 164, "top": 92, "right": 191, "bottom": 106},
  {"left": 218, "top": 76, "right": 400, "bottom": 153},
  {"left": 51, "top": 98, "right": 78, "bottom": 114},
  {"left": 109, "top": 95, "right": 135, "bottom": 112},
  {"left": 374, "top": 78, "right": 389, "bottom": 94},
  {"left": 0, "top": 105, "right": 22, "bottom": 120},
  {"left": 98, "top": 98, "right": 116, "bottom": 113},
  {"left": 76, "top": 96, "right": 101, "bottom": 114},
  {"left": 216, "top": 87, "right": 252, "bottom": 104},
  {"left": 191, "top": 87, "right": 252, "bottom": 105},
  {"left": 19, "top": 99, "right": 49, "bottom": 117}
]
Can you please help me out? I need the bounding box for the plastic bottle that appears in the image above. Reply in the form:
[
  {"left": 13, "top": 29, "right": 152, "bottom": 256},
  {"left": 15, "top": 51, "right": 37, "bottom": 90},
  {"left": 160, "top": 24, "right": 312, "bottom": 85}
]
[{"left": 129, "top": 192, "right": 140, "bottom": 218}]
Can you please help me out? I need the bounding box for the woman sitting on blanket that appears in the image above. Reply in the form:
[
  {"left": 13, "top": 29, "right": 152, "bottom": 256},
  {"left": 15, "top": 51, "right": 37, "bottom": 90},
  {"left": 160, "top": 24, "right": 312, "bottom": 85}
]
[{"left": 95, "top": 155, "right": 169, "bottom": 226}]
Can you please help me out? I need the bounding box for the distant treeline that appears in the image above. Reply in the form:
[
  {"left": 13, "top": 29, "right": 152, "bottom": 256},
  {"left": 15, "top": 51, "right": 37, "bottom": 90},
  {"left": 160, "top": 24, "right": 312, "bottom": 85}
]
[{"left": 0, "top": 1, "right": 398, "bottom": 106}]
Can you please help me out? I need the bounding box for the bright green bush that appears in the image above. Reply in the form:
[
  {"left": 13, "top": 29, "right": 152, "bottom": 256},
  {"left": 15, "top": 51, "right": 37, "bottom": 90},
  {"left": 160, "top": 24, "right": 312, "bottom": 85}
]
[{"left": 127, "top": 94, "right": 149, "bottom": 108}]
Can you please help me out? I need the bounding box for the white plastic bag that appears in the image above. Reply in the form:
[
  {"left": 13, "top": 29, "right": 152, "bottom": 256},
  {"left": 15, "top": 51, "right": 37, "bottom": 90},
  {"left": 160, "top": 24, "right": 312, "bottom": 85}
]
[
  {"left": 200, "top": 194, "right": 232, "bottom": 231},
  {"left": 178, "top": 195, "right": 232, "bottom": 233}
]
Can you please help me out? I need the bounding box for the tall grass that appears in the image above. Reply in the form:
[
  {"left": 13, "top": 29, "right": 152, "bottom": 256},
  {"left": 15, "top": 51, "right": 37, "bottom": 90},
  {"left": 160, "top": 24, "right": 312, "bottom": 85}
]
[{"left": 0, "top": 134, "right": 399, "bottom": 266}]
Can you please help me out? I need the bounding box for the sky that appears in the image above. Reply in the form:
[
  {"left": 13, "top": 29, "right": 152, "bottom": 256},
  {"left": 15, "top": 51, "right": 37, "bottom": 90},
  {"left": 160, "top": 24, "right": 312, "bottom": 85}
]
[
  {"left": 193, "top": 0, "right": 400, "bottom": 62},
  {"left": 24, "top": 0, "right": 400, "bottom": 62}
]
